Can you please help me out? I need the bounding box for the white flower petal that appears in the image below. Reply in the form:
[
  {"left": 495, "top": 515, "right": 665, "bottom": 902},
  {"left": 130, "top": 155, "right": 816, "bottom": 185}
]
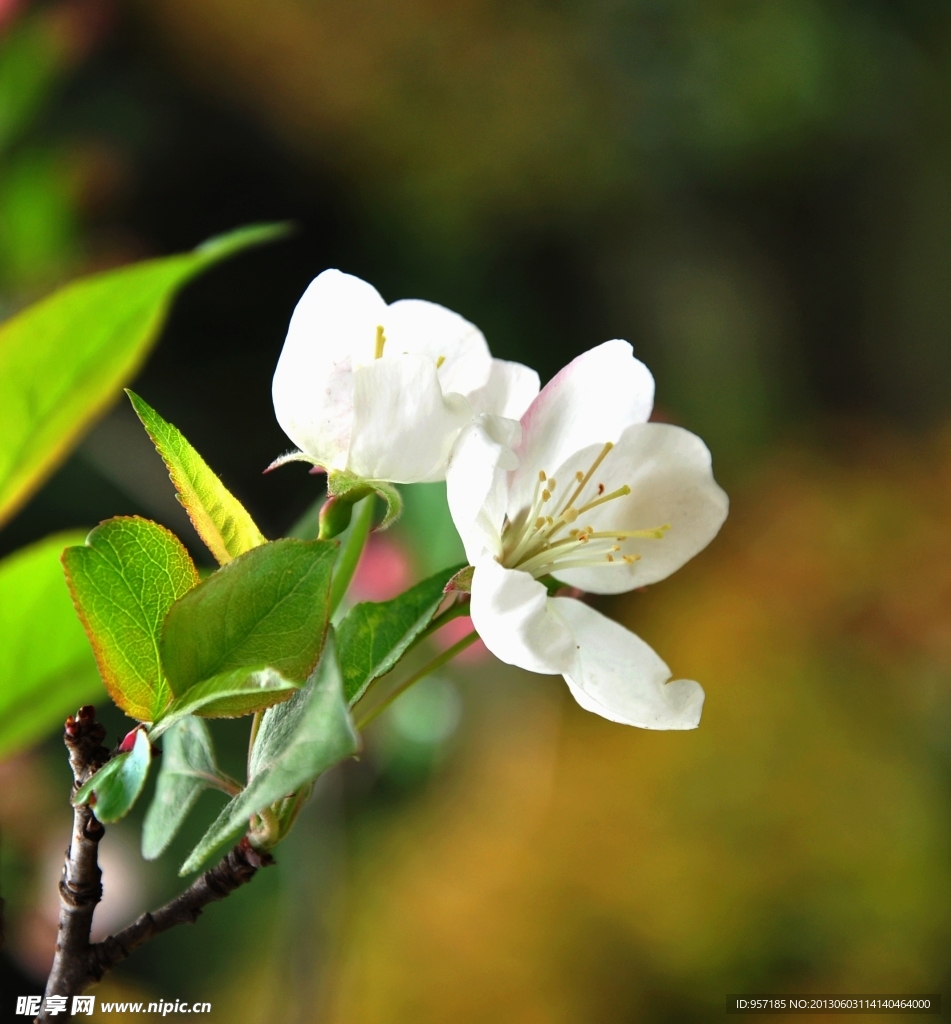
[
  {"left": 446, "top": 415, "right": 520, "bottom": 563},
  {"left": 284, "top": 268, "right": 388, "bottom": 365},
  {"left": 470, "top": 559, "right": 575, "bottom": 675},
  {"left": 551, "top": 597, "right": 704, "bottom": 729},
  {"left": 384, "top": 299, "right": 492, "bottom": 396},
  {"left": 272, "top": 354, "right": 354, "bottom": 472},
  {"left": 272, "top": 269, "right": 389, "bottom": 467},
  {"left": 348, "top": 355, "right": 472, "bottom": 482},
  {"left": 551, "top": 422, "right": 729, "bottom": 594},
  {"left": 509, "top": 340, "right": 655, "bottom": 514},
  {"left": 467, "top": 359, "right": 541, "bottom": 419}
]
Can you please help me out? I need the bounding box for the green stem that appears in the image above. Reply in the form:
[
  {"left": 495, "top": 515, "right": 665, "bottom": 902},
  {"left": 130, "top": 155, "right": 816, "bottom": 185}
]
[
  {"left": 414, "top": 599, "right": 470, "bottom": 646},
  {"left": 329, "top": 494, "right": 376, "bottom": 614},
  {"left": 354, "top": 631, "right": 479, "bottom": 730},
  {"left": 249, "top": 806, "right": 282, "bottom": 850},
  {"left": 247, "top": 711, "right": 262, "bottom": 775},
  {"left": 193, "top": 770, "right": 243, "bottom": 798}
]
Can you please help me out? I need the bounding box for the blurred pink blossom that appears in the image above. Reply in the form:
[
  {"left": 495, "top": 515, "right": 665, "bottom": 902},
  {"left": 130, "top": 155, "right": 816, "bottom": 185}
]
[
  {"left": 432, "top": 613, "right": 487, "bottom": 664},
  {"left": 350, "top": 536, "right": 413, "bottom": 602},
  {"left": 0, "top": 0, "right": 23, "bottom": 35}
]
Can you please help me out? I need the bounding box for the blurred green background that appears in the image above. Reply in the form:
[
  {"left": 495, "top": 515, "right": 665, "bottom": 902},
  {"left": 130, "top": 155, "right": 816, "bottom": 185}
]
[{"left": 3, "top": 0, "right": 951, "bottom": 1020}]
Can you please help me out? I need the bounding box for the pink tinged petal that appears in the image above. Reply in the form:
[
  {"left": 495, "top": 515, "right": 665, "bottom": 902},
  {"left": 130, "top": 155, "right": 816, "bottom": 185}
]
[
  {"left": 383, "top": 299, "right": 492, "bottom": 396},
  {"left": 551, "top": 422, "right": 729, "bottom": 595},
  {"left": 446, "top": 414, "right": 520, "bottom": 563},
  {"left": 467, "top": 359, "right": 541, "bottom": 419},
  {"left": 551, "top": 597, "right": 704, "bottom": 729},
  {"left": 273, "top": 269, "right": 388, "bottom": 469},
  {"left": 509, "top": 340, "right": 656, "bottom": 513},
  {"left": 348, "top": 356, "right": 472, "bottom": 483},
  {"left": 469, "top": 559, "right": 575, "bottom": 675}
]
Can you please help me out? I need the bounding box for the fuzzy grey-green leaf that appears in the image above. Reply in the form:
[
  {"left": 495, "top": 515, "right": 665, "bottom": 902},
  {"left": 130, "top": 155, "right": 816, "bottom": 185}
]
[
  {"left": 180, "top": 633, "right": 358, "bottom": 874},
  {"left": 74, "top": 728, "right": 151, "bottom": 824},
  {"left": 142, "top": 717, "right": 232, "bottom": 860}
]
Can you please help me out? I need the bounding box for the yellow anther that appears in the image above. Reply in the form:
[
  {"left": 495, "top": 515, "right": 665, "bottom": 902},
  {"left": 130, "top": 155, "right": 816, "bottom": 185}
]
[
  {"left": 606, "top": 554, "right": 614, "bottom": 562},
  {"left": 542, "top": 490, "right": 551, "bottom": 502},
  {"left": 548, "top": 478, "right": 556, "bottom": 490},
  {"left": 575, "top": 471, "right": 584, "bottom": 482},
  {"left": 374, "top": 325, "right": 386, "bottom": 359},
  {"left": 539, "top": 471, "right": 547, "bottom": 482},
  {"left": 436, "top": 355, "right": 446, "bottom": 369},
  {"left": 546, "top": 516, "right": 554, "bottom": 527},
  {"left": 563, "top": 507, "right": 579, "bottom": 524},
  {"left": 535, "top": 517, "right": 546, "bottom": 529},
  {"left": 622, "top": 554, "right": 640, "bottom": 564}
]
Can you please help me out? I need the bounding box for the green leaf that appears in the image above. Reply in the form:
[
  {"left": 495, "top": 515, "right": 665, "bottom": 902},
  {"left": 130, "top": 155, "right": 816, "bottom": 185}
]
[
  {"left": 74, "top": 728, "right": 152, "bottom": 824},
  {"left": 62, "top": 517, "right": 199, "bottom": 722},
  {"left": 160, "top": 538, "right": 337, "bottom": 695},
  {"left": 0, "top": 15, "right": 61, "bottom": 156},
  {"left": 142, "top": 717, "right": 235, "bottom": 860},
  {"left": 327, "top": 471, "right": 402, "bottom": 531},
  {"left": 0, "top": 531, "right": 104, "bottom": 759},
  {"left": 180, "top": 633, "right": 358, "bottom": 874},
  {"left": 0, "top": 223, "right": 287, "bottom": 529},
  {"left": 337, "top": 564, "right": 464, "bottom": 705},
  {"left": 151, "top": 667, "right": 299, "bottom": 738},
  {"left": 126, "top": 390, "right": 267, "bottom": 565}
]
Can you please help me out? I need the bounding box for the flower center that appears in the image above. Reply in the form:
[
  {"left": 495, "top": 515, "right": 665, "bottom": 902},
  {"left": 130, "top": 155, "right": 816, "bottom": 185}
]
[
  {"left": 375, "top": 325, "right": 446, "bottom": 368},
  {"left": 499, "top": 441, "right": 669, "bottom": 579}
]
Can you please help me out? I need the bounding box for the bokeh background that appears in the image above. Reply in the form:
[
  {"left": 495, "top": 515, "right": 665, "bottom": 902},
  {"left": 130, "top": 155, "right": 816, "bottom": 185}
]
[{"left": 3, "top": 0, "right": 951, "bottom": 1020}]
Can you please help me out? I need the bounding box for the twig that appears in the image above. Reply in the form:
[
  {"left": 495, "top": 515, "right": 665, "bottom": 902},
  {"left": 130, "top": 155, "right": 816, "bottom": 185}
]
[
  {"left": 38, "top": 707, "right": 273, "bottom": 1020},
  {"left": 88, "top": 838, "right": 272, "bottom": 980},
  {"left": 39, "top": 706, "right": 110, "bottom": 1022}
]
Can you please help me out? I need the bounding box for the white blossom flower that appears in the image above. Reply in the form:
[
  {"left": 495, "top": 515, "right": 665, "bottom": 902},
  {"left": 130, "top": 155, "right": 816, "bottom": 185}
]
[
  {"left": 271, "top": 269, "right": 539, "bottom": 483},
  {"left": 446, "top": 340, "right": 729, "bottom": 729}
]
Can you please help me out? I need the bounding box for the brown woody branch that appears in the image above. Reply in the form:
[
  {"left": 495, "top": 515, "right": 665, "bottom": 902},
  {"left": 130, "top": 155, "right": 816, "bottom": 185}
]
[
  {"left": 88, "top": 838, "right": 272, "bottom": 980},
  {"left": 39, "top": 706, "right": 110, "bottom": 1021},
  {"left": 39, "top": 707, "right": 271, "bottom": 1021}
]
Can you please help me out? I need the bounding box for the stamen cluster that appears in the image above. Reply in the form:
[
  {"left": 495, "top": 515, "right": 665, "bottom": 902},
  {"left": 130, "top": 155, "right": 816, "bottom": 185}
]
[{"left": 500, "top": 442, "right": 669, "bottom": 579}]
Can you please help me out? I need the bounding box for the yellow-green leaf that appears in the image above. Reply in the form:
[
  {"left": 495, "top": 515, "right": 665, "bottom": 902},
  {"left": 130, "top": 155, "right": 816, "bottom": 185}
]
[
  {"left": 62, "top": 517, "right": 199, "bottom": 722},
  {"left": 126, "top": 390, "right": 267, "bottom": 565},
  {"left": 0, "top": 223, "right": 287, "bottom": 529}
]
